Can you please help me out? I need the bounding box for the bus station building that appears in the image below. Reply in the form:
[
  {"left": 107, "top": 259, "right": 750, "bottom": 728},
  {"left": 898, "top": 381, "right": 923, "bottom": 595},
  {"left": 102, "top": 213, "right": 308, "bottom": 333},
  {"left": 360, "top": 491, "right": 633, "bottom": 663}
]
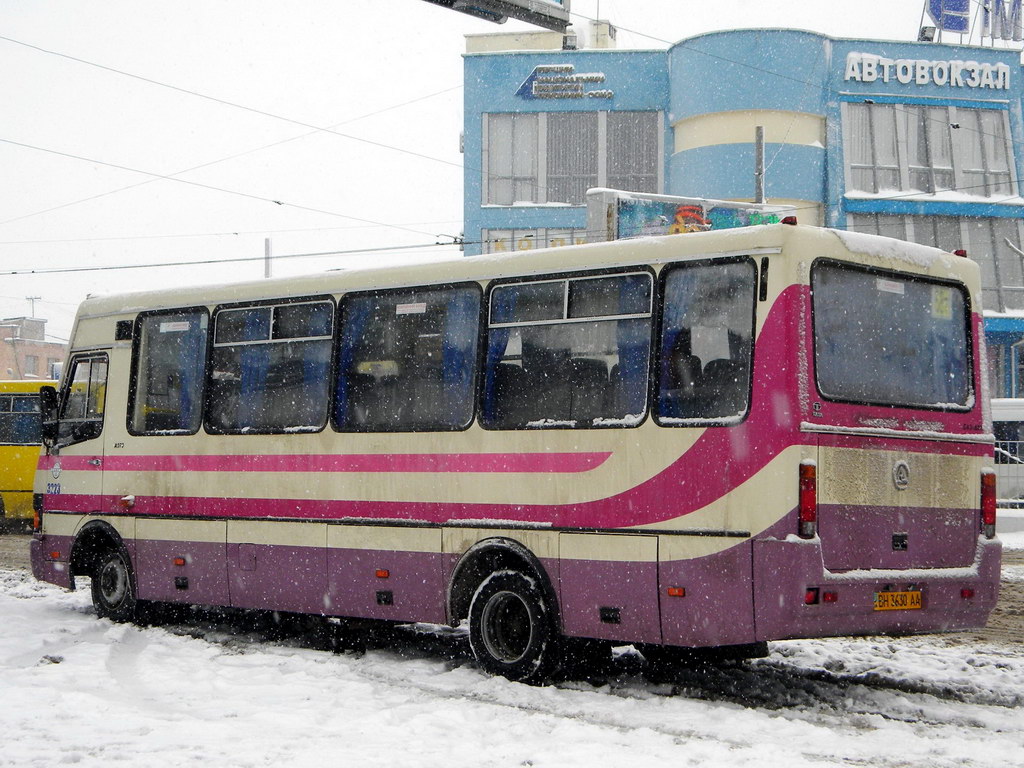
[{"left": 460, "top": 25, "right": 1024, "bottom": 398}]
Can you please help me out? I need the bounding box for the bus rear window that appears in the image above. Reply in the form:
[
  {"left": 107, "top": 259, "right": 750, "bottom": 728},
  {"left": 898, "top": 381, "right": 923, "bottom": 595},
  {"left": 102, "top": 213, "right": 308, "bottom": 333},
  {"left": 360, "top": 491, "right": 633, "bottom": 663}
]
[{"left": 812, "top": 261, "right": 971, "bottom": 409}]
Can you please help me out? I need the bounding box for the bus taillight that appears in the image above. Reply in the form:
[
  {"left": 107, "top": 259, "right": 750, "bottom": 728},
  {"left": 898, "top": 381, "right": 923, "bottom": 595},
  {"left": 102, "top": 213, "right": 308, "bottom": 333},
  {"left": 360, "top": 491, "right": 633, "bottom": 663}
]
[
  {"left": 798, "top": 461, "right": 817, "bottom": 539},
  {"left": 32, "top": 493, "right": 44, "bottom": 533},
  {"left": 981, "top": 471, "right": 997, "bottom": 539}
]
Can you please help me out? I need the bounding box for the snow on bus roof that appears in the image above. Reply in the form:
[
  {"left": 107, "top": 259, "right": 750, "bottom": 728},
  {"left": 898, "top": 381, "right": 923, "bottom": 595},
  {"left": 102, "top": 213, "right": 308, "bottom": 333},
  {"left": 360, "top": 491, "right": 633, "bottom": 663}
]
[{"left": 830, "top": 229, "right": 953, "bottom": 269}]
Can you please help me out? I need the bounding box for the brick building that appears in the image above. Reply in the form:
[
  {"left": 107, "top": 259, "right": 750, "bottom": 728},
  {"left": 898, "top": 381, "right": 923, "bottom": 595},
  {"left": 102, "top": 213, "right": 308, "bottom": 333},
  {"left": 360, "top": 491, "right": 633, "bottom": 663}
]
[{"left": 0, "top": 317, "right": 66, "bottom": 380}]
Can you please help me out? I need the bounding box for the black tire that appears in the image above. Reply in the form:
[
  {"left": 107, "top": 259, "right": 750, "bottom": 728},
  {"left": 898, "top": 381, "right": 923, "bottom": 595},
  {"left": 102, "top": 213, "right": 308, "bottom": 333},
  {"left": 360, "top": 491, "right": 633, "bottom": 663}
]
[
  {"left": 468, "top": 569, "right": 558, "bottom": 684},
  {"left": 91, "top": 548, "right": 138, "bottom": 623}
]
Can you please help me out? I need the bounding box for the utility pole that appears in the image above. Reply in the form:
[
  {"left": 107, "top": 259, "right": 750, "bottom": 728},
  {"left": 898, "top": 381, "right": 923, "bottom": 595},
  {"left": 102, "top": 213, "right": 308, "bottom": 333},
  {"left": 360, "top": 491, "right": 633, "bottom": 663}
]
[
  {"left": 264, "top": 238, "right": 272, "bottom": 279},
  {"left": 754, "top": 126, "right": 766, "bottom": 204},
  {"left": 26, "top": 296, "right": 40, "bottom": 318}
]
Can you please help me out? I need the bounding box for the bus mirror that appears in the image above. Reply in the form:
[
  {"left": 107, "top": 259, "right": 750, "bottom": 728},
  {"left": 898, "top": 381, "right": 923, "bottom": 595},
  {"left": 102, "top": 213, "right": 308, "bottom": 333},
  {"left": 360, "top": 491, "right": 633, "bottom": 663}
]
[{"left": 39, "top": 385, "right": 59, "bottom": 449}]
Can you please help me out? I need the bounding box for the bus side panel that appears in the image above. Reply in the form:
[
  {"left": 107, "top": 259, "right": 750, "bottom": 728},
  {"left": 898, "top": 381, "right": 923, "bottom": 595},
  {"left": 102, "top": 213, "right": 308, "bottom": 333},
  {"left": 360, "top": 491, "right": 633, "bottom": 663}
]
[
  {"left": 558, "top": 533, "right": 661, "bottom": 644},
  {"left": 227, "top": 520, "right": 327, "bottom": 615},
  {"left": 30, "top": 511, "right": 79, "bottom": 590},
  {"left": 135, "top": 518, "right": 229, "bottom": 607},
  {"left": 327, "top": 526, "right": 446, "bottom": 623},
  {"left": 1, "top": 446, "right": 40, "bottom": 522},
  {"left": 658, "top": 537, "right": 755, "bottom": 648}
]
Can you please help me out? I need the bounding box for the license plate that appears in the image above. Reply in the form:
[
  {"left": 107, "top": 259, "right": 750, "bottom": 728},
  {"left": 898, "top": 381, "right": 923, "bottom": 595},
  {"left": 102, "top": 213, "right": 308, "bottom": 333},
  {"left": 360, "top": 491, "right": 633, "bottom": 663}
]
[{"left": 873, "top": 590, "right": 923, "bottom": 611}]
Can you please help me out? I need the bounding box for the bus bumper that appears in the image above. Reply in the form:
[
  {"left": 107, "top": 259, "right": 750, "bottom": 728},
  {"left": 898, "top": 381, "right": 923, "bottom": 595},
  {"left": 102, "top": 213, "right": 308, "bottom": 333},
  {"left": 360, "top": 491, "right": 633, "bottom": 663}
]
[
  {"left": 752, "top": 535, "right": 1002, "bottom": 641},
  {"left": 30, "top": 535, "right": 75, "bottom": 590}
]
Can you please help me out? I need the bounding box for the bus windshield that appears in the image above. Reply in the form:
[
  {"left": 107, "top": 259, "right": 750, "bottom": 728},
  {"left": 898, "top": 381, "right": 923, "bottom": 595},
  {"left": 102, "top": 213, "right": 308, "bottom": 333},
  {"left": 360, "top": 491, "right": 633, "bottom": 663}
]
[{"left": 812, "top": 261, "right": 971, "bottom": 409}]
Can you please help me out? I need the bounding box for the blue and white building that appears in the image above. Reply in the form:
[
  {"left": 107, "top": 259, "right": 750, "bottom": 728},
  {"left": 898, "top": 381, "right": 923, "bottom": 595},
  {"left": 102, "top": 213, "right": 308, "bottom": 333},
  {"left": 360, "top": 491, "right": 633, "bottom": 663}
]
[{"left": 460, "top": 24, "right": 1024, "bottom": 397}]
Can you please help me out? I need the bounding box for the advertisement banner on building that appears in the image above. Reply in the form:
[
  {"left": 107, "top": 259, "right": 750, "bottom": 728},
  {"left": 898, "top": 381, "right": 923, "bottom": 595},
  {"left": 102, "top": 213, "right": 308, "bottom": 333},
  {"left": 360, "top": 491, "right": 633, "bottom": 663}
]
[{"left": 586, "top": 189, "right": 794, "bottom": 242}]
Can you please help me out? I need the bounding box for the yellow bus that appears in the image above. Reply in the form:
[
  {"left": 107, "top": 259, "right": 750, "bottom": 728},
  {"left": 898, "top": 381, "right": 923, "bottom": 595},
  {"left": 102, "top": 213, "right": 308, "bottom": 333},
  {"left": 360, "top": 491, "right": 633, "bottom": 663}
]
[{"left": 1, "top": 380, "right": 56, "bottom": 532}]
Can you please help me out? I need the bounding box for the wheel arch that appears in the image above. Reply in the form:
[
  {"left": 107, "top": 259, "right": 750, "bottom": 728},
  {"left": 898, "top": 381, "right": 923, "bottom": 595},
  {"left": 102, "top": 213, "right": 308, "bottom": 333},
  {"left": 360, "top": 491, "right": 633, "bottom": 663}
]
[
  {"left": 70, "top": 520, "right": 132, "bottom": 582},
  {"left": 447, "top": 537, "right": 560, "bottom": 630}
]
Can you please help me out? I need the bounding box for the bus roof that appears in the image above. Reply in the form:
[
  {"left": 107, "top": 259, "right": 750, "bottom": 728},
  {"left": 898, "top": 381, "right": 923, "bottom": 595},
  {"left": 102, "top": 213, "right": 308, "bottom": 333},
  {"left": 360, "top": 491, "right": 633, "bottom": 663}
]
[
  {"left": 0, "top": 380, "right": 57, "bottom": 393},
  {"left": 72, "top": 224, "right": 979, "bottom": 321}
]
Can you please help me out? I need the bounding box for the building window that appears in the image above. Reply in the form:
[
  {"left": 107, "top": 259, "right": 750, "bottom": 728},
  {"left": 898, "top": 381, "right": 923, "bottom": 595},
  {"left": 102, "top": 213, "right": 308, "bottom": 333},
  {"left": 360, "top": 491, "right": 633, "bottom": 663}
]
[
  {"left": 482, "top": 228, "right": 587, "bottom": 254},
  {"left": 960, "top": 109, "right": 1013, "bottom": 196},
  {"left": 848, "top": 213, "right": 1024, "bottom": 311},
  {"left": 547, "top": 112, "right": 598, "bottom": 205},
  {"left": 486, "top": 113, "right": 539, "bottom": 206},
  {"left": 990, "top": 344, "right": 1007, "bottom": 399},
  {"left": 844, "top": 103, "right": 1015, "bottom": 197},
  {"left": 906, "top": 105, "right": 954, "bottom": 193},
  {"left": 607, "top": 111, "right": 660, "bottom": 193},
  {"left": 23, "top": 355, "right": 38, "bottom": 376},
  {"left": 484, "top": 111, "right": 660, "bottom": 205}
]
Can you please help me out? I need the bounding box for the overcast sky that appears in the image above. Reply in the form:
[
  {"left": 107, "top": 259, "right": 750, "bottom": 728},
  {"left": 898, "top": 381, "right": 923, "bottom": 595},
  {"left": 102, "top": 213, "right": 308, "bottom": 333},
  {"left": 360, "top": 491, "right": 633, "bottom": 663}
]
[{"left": 0, "top": 0, "right": 953, "bottom": 339}]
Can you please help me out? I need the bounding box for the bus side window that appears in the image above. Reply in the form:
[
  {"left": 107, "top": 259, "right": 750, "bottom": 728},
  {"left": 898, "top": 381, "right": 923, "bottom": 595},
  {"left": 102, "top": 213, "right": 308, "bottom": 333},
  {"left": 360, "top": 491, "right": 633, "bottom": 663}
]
[
  {"left": 0, "top": 395, "right": 41, "bottom": 445},
  {"left": 59, "top": 355, "right": 108, "bottom": 446},
  {"left": 206, "top": 300, "right": 333, "bottom": 434},
  {"left": 129, "top": 310, "right": 209, "bottom": 435},
  {"left": 656, "top": 259, "right": 756, "bottom": 425},
  {"left": 481, "top": 271, "right": 652, "bottom": 429},
  {"left": 333, "top": 284, "right": 480, "bottom": 432}
]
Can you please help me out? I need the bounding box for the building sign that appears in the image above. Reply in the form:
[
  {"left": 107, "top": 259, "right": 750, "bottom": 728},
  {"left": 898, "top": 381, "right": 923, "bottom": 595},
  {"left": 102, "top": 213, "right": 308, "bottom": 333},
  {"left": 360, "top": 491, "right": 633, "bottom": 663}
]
[
  {"left": 844, "top": 52, "right": 1011, "bottom": 90},
  {"left": 420, "top": 0, "right": 570, "bottom": 31},
  {"left": 984, "top": 0, "right": 1023, "bottom": 41},
  {"left": 515, "top": 64, "right": 614, "bottom": 99},
  {"left": 927, "top": 0, "right": 971, "bottom": 32},
  {"left": 586, "top": 189, "right": 794, "bottom": 242}
]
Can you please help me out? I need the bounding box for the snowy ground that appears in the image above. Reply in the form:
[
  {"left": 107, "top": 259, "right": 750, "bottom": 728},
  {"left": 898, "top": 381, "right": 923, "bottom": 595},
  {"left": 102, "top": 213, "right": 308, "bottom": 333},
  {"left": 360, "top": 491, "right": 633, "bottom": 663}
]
[{"left": 1, "top": 536, "right": 1022, "bottom": 768}]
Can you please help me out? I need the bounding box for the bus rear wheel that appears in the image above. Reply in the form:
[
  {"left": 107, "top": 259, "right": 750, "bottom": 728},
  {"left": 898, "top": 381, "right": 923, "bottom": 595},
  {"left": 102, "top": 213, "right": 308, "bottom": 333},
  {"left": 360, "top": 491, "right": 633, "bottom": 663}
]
[
  {"left": 468, "top": 569, "right": 557, "bottom": 684},
  {"left": 91, "top": 548, "right": 138, "bottom": 623}
]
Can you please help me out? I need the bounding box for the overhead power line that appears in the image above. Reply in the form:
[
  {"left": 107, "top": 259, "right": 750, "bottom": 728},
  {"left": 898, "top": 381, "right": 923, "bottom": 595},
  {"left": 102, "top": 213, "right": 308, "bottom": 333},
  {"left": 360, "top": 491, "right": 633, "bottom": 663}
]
[
  {"left": 0, "top": 35, "right": 465, "bottom": 172},
  {"left": 0, "top": 135, "right": 438, "bottom": 238},
  {"left": 0, "top": 219, "right": 464, "bottom": 246},
  {"left": 0, "top": 83, "right": 463, "bottom": 231},
  {"left": 2, "top": 19, "right": 1021, "bottom": 248},
  {"left": 0, "top": 240, "right": 461, "bottom": 277}
]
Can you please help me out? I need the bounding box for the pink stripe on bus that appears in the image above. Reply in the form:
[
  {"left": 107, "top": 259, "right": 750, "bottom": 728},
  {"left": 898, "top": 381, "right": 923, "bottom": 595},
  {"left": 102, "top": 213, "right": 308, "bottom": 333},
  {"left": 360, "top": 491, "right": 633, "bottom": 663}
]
[{"left": 45, "top": 452, "right": 612, "bottom": 474}]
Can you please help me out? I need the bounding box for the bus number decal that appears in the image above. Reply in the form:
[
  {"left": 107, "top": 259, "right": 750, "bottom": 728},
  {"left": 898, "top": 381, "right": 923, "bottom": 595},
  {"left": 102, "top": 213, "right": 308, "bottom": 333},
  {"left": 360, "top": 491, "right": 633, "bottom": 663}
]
[{"left": 46, "top": 483, "right": 61, "bottom": 495}]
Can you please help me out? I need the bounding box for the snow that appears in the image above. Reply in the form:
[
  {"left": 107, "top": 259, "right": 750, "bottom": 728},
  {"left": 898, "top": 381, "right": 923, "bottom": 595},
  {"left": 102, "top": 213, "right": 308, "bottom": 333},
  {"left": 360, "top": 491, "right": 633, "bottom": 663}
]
[
  {"left": 845, "top": 190, "right": 1024, "bottom": 206},
  {"left": 1002, "top": 529, "right": 1024, "bottom": 550},
  {"left": 2, "top": 568, "right": 1024, "bottom": 767},
  {"left": 830, "top": 229, "right": 953, "bottom": 270},
  {"left": 800, "top": 421, "right": 993, "bottom": 443}
]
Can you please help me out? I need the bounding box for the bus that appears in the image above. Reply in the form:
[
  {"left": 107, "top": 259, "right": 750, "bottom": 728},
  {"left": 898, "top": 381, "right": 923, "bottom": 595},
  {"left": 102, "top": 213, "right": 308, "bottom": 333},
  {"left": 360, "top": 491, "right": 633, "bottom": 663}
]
[
  {"left": 30, "top": 222, "right": 1001, "bottom": 682},
  {"left": 1, "top": 380, "right": 56, "bottom": 532}
]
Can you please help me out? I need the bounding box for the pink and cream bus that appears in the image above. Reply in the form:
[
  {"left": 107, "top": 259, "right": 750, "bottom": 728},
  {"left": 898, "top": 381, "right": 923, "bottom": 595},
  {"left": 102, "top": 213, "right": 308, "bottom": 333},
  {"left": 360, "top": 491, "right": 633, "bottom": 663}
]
[{"left": 31, "top": 221, "right": 1001, "bottom": 682}]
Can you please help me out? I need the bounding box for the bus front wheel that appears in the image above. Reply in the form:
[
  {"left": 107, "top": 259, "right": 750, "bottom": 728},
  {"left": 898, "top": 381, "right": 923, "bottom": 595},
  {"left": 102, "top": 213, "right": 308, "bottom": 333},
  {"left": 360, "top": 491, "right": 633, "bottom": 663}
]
[
  {"left": 91, "top": 548, "right": 138, "bottom": 623},
  {"left": 468, "top": 569, "right": 557, "bottom": 684}
]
